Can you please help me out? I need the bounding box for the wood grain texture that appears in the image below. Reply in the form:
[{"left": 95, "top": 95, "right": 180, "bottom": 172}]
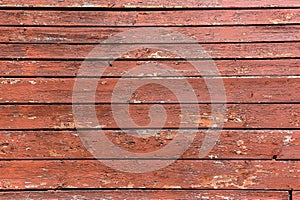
[
  {"left": 1, "top": 60, "right": 299, "bottom": 77},
  {"left": 0, "top": 0, "right": 299, "bottom": 8},
  {"left": 0, "top": 43, "right": 299, "bottom": 59},
  {"left": 0, "top": 10, "right": 299, "bottom": 26},
  {"left": 0, "top": 104, "right": 298, "bottom": 129},
  {"left": 0, "top": 160, "right": 299, "bottom": 190},
  {"left": 0, "top": 130, "right": 298, "bottom": 159},
  {"left": 0, "top": 0, "right": 299, "bottom": 196},
  {"left": 1, "top": 26, "right": 300, "bottom": 43},
  {"left": 0, "top": 190, "right": 290, "bottom": 199},
  {"left": 0, "top": 78, "right": 299, "bottom": 103}
]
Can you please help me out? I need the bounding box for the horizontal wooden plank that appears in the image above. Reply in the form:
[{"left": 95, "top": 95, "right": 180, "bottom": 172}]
[
  {"left": 0, "top": 10, "right": 299, "bottom": 26},
  {"left": 0, "top": 130, "right": 298, "bottom": 159},
  {"left": 0, "top": 190, "right": 290, "bottom": 199},
  {"left": 1, "top": 43, "right": 299, "bottom": 59},
  {"left": 0, "top": 104, "right": 298, "bottom": 129},
  {"left": 0, "top": 160, "right": 299, "bottom": 190},
  {"left": 1, "top": 60, "right": 299, "bottom": 77},
  {"left": 1, "top": 26, "right": 300, "bottom": 43},
  {"left": 0, "top": 0, "right": 299, "bottom": 8},
  {"left": 294, "top": 192, "right": 300, "bottom": 200},
  {"left": 0, "top": 78, "right": 299, "bottom": 103}
]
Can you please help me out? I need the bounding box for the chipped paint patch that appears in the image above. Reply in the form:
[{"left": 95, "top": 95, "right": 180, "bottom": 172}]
[
  {"left": 283, "top": 135, "right": 294, "bottom": 145},
  {"left": 1, "top": 79, "right": 21, "bottom": 84},
  {"left": 28, "top": 80, "right": 37, "bottom": 85}
]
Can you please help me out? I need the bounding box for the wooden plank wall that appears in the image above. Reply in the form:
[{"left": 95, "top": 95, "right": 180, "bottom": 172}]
[{"left": 0, "top": 0, "right": 299, "bottom": 199}]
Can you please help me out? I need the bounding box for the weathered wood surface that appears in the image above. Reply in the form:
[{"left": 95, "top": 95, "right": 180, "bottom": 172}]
[
  {"left": 0, "top": 104, "right": 298, "bottom": 129},
  {"left": 0, "top": 190, "right": 290, "bottom": 199},
  {"left": 0, "top": 78, "right": 299, "bottom": 103},
  {"left": 0, "top": 160, "right": 299, "bottom": 190},
  {"left": 1, "top": 26, "right": 300, "bottom": 43},
  {"left": 0, "top": 0, "right": 299, "bottom": 8},
  {"left": 0, "top": 130, "right": 298, "bottom": 159},
  {"left": 0, "top": 1, "right": 299, "bottom": 198},
  {"left": 0, "top": 60, "right": 299, "bottom": 77},
  {"left": 0, "top": 43, "right": 299, "bottom": 59},
  {"left": 0, "top": 10, "right": 299, "bottom": 26}
]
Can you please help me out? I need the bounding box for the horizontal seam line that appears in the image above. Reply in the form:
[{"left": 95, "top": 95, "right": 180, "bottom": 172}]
[
  {"left": 1, "top": 41, "right": 300, "bottom": 44},
  {"left": 0, "top": 24, "right": 300, "bottom": 28},
  {"left": 0, "top": 188, "right": 293, "bottom": 192},
  {"left": 0, "top": 128, "right": 299, "bottom": 131},
  {"left": 0, "top": 7, "right": 300, "bottom": 11},
  {"left": 0, "top": 102, "right": 300, "bottom": 105},
  {"left": 0, "top": 58, "right": 299, "bottom": 61}
]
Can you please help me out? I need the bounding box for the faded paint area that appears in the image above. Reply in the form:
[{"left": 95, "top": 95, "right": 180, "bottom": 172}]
[{"left": 0, "top": 1, "right": 299, "bottom": 199}]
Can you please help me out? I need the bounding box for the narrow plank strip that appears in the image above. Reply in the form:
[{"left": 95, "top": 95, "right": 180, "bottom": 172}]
[
  {"left": 0, "top": 10, "right": 299, "bottom": 26},
  {"left": 0, "top": 43, "right": 299, "bottom": 59},
  {"left": 0, "top": 78, "right": 299, "bottom": 103},
  {"left": 0, "top": 0, "right": 299, "bottom": 8},
  {"left": 0, "top": 160, "right": 299, "bottom": 190},
  {"left": 1, "top": 26, "right": 300, "bottom": 43},
  {"left": 0, "top": 104, "right": 298, "bottom": 129},
  {"left": 0, "top": 130, "right": 297, "bottom": 159},
  {"left": 0, "top": 190, "right": 290, "bottom": 199},
  {"left": 1, "top": 60, "right": 299, "bottom": 77}
]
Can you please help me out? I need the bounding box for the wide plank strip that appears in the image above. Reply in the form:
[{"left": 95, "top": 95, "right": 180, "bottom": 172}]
[
  {"left": 0, "top": 10, "right": 299, "bottom": 26},
  {"left": 0, "top": 190, "right": 290, "bottom": 199},
  {"left": 1, "top": 26, "right": 300, "bottom": 43},
  {"left": 1, "top": 60, "right": 299, "bottom": 77},
  {"left": 0, "top": 43, "right": 299, "bottom": 59},
  {"left": 0, "top": 160, "right": 299, "bottom": 190},
  {"left": 0, "top": 130, "right": 297, "bottom": 159},
  {"left": 0, "top": 78, "right": 299, "bottom": 103},
  {"left": 0, "top": 0, "right": 299, "bottom": 8},
  {"left": 0, "top": 104, "right": 298, "bottom": 129}
]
